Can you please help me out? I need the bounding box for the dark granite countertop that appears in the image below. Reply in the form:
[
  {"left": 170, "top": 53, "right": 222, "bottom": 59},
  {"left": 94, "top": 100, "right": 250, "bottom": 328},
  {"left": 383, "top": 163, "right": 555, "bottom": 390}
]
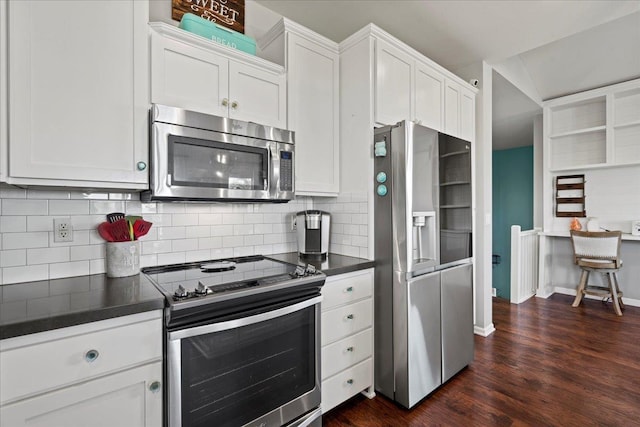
[
  {"left": 0, "top": 274, "right": 165, "bottom": 340},
  {"left": 269, "top": 252, "right": 375, "bottom": 276}
]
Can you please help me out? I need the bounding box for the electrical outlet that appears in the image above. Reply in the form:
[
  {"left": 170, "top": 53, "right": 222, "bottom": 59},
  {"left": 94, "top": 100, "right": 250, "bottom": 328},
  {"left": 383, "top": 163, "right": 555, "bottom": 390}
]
[
  {"left": 54, "top": 218, "right": 73, "bottom": 242},
  {"left": 291, "top": 215, "right": 297, "bottom": 231},
  {"left": 492, "top": 287, "right": 497, "bottom": 297}
]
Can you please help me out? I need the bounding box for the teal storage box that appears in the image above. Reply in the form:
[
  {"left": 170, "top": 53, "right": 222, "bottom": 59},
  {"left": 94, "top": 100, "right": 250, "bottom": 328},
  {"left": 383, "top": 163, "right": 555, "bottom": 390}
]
[{"left": 179, "top": 13, "right": 256, "bottom": 55}]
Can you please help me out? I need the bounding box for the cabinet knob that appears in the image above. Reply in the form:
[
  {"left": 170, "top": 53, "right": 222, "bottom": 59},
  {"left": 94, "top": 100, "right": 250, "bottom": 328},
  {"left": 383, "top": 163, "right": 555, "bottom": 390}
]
[
  {"left": 231, "top": 101, "right": 239, "bottom": 109},
  {"left": 346, "top": 346, "right": 354, "bottom": 352},
  {"left": 222, "top": 98, "right": 229, "bottom": 107},
  {"left": 84, "top": 349, "right": 99, "bottom": 363},
  {"left": 136, "top": 161, "right": 147, "bottom": 171},
  {"left": 345, "top": 286, "right": 353, "bottom": 293},
  {"left": 346, "top": 379, "right": 354, "bottom": 385},
  {"left": 345, "top": 314, "right": 354, "bottom": 320},
  {"left": 149, "top": 381, "right": 162, "bottom": 393}
]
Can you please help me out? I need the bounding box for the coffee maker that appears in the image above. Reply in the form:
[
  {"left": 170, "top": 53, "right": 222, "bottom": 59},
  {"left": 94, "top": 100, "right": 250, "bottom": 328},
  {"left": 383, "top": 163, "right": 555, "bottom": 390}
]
[{"left": 296, "top": 210, "right": 330, "bottom": 260}]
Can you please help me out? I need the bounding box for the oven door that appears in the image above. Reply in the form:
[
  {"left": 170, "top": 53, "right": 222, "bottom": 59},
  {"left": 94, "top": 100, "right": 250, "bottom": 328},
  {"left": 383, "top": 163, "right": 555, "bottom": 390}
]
[{"left": 167, "top": 296, "right": 321, "bottom": 427}]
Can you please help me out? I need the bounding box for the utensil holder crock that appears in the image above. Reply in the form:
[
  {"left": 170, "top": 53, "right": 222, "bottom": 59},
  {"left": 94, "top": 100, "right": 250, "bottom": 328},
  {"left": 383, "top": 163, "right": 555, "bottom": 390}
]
[{"left": 106, "top": 241, "right": 140, "bottom": 278}]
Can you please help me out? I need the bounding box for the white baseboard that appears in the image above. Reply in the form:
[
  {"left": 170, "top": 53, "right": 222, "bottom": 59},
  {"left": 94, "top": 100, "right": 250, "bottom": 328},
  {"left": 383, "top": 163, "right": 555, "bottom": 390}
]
[
  {"left": 474, "top": 323, "right": 495, "bottom": 337},
  {"left": 554, "top": 286, "right": 640, "bottom": 308}
]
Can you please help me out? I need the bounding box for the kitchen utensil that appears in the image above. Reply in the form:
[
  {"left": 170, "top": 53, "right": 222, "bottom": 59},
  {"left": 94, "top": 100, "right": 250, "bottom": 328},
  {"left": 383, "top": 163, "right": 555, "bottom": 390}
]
[
  {"left": 125, "top": 215, "right": 142, "bottom": 240},
  {"left": 106, "top": 212, "right": 125, "bottom": 223},
  {"left": 132, "top": 218, "right": 153, "bottom": 239},
  {"left": 110, "top": 218, "right": 133, "bottom": 242},
  {"left": 97, "top": 222, "right": 115, "bottom": 242}
]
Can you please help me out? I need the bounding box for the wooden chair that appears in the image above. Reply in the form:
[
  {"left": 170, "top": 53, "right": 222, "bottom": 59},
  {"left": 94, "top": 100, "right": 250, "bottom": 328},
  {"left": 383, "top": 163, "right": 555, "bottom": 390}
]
[{"left": 570, "top": 230, "right": 624, "bottom": 315}]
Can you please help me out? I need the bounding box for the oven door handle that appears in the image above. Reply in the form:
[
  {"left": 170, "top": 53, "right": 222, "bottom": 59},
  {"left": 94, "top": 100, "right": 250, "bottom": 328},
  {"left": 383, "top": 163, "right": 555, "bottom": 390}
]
[{"left": 168, "top": 295, "right": 322, "bottom": 341}]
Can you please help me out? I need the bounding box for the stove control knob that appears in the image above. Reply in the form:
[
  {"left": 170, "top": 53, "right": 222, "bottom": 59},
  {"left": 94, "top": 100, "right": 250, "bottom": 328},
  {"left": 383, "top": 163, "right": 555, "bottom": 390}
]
[
  {"left": 195, "top": 282, "right": 208, "bottom": 295},
  {"left": 305, "top": 264, "right": 317, "bottom": 275},
  {"left": 294, "top": 265, "right": 306, "bottom": 277},
  {"left": 174, "top": 285, "right": 189, "bottom": 299}
]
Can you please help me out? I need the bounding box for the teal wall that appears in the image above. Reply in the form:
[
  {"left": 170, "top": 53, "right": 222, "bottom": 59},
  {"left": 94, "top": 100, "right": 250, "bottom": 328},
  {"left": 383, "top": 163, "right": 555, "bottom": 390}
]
[{"left": 492, "top": 146, "right": 534, "bottom": 299}]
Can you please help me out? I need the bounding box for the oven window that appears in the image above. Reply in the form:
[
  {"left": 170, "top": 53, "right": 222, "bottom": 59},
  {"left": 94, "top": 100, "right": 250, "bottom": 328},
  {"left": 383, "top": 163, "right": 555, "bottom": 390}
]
[
  {"left": 169, "top": 135, "right": 268, "bottom": 190},
  {"left": 180, "top": 305, "right": 316, "bottom": 427}
]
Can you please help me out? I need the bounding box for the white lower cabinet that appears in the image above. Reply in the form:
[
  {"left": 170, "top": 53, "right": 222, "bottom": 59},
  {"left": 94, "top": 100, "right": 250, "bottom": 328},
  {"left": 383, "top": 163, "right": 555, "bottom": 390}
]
[
  {"left": 320, "top": 268, "right": 374, "bottom": 413},
  {"left": 0, "top": 362, "right": 162, "bottom": 427},
  {"left": 0, "top": 311, "right": 163, "bottom": 427}
]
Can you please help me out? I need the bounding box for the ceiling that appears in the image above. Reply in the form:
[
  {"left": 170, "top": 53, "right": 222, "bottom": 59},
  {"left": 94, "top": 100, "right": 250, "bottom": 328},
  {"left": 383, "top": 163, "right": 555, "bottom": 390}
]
[{"left": 255, "top": 0, "right": 640, "bottom": 149}]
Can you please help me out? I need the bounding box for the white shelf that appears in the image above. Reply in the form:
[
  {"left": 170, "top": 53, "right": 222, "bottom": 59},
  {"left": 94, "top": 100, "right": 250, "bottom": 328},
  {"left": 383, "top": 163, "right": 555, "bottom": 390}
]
[
  {"left": 549, "top": 125, "right": 606, "bottom": 139},
  {"left": 613, "top": 119, "right": 640, "bottom": 129}
]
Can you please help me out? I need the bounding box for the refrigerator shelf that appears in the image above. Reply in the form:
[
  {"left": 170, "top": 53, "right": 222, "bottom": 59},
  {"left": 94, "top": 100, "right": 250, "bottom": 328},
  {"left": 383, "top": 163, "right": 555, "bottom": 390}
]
[
  {"left": 440, "top": 204, "right": 471, "bottom": 209},
  {"left": 440, "top": 228, "right": 472, "bottom": 233},
  {"left": 439, "top": 150, "right": 470, "bottom": 158},
  {"left": 440, "top": 181, "right": 471, "bottom": 187}
]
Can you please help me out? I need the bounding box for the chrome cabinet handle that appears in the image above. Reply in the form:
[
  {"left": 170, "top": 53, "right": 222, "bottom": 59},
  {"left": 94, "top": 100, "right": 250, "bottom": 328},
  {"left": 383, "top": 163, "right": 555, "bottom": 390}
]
[
  {"left": 149, "top": 381, "right": 161, "bottom": 393},
  {"left": 84, "top": 349, "right": 99, "bottom": 363},
  {"left": 345, "top": 286, "right": 353, "bottom": 293},
  {"left": 345, "top": 314, "right": 354, "bottom": 320},
  {"left": 346, "top": 379, "right": 354, "bottom": 385},
  {"left": 346, "top": 346, "right": 354, "bottom": 352},
  {"left": 136, "top": 161, "right": 147, "bottom": 171},
  {"left": 231, "top": 101, "right": 239, "bottom": 109},
  {"left": 221, "top": 98, "right": 229, "bottom": 107}
]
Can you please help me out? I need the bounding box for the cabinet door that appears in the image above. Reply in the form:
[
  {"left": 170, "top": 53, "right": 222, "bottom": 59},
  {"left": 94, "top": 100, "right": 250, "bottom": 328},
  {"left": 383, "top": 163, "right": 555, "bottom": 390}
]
[
  {"left": 151, "top": 31, "right": 229, "bottom": 118},
  {"left": 444, "top": 79, "right": 461, "bottom": 137},
  {"left": 460, "top": 88, "right": 475, "bottom": 141},
  {"left": 228, "top": 61, "right": 286, "bottom": 129},
  {"left": 415, "top": 62, "right": 444, "bottom": 132},
  {"left": 0, "top": 362, "right": 162, "bottom": 427},
  {"left": 7, "top": 0, "right": 148, "bottom": 187},
  {"left": 375, "top": 38, "right": 413, "bottom": 126},
  {"left": 287, "top": 33, "right": 339, "bottom": 195}
]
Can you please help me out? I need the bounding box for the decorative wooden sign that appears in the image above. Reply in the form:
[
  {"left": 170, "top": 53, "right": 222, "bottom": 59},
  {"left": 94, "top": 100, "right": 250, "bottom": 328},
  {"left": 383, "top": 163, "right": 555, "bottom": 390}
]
[{"left": 172, "top": 0, "right": 245, "bottom": 34}]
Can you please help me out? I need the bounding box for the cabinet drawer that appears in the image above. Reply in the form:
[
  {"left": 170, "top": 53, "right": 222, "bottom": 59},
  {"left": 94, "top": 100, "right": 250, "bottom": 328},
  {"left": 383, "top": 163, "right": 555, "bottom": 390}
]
[
  {"left": 321, "top": 299, "right": 372, "bottom": 346},
  {"left": 321, "top": 328, "right": 372, "bottom": 380},
  {"left": 322, "top": 269, "right": 373, "bottom": 311},
  {"left": 1, "top": 317, "right": 162, "bottom": 404},
  {"left": 321, "top": 358, "right": 373, "bottom": 413}
]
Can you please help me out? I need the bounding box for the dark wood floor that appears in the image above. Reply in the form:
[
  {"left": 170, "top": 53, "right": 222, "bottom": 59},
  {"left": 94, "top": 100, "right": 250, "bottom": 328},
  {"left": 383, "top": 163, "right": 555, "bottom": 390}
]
[{"left": 323, "top": 294, "right": 640, "bottom": 426}]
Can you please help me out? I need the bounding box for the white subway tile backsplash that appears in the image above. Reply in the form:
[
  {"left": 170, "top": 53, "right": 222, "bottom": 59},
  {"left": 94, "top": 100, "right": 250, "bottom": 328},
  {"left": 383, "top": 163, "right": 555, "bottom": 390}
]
[
  {"left": 233, "top": 224, "right": 254, "bottom": 236},
  {"left": 3, "top": 264, "right": 49, "bottom": 284},
  {"left": 1, "top": 250, "right": 26, "bottom": 267},
  {"left": 157, "top": 226, "right": 187, "bottom": 240},
  {"left": 198, "top": 213, "right": 223, "bottom": 225},
  {"left": 1, "top": 216, "right": 27, "bottom": 233},
  {"left": 2, "top": 199, "right": 48, "bottom": 216},
  {"left": 172, "top": 239, "right": 199, "bottom": 252},
  {"left": 28, "top": 247, "right": 70, "bottom": 265},
  {"left": 0, "top": 192, "right": 335, "bottom": 284},
  {"left": 3, "top": 232, "right": 49, "bottom": 250},
  {"left": 50, "top": 261, "right": 89, "bottom": 279}
]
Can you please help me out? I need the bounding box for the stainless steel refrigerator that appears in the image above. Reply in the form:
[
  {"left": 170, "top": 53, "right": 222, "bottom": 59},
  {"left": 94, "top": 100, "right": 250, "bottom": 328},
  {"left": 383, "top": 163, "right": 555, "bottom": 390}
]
[{"left": 373, "top": 121, "right": 474, "bottom": 409}]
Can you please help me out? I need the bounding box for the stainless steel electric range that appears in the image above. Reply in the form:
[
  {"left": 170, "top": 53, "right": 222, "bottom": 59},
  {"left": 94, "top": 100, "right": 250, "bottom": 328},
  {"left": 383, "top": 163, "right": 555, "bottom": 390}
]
[{"left": 142, "top": 255, "right": 325, "bottom": 427}]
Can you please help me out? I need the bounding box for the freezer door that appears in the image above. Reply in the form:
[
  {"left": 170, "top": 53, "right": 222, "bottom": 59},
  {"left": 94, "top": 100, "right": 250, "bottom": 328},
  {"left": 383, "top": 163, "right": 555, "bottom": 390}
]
[
  {"left": 397, "top": 271, "right": 442, "bottom": 408},
  {"left": 441, "top": 263, "right": 474, "bottom": 382}
]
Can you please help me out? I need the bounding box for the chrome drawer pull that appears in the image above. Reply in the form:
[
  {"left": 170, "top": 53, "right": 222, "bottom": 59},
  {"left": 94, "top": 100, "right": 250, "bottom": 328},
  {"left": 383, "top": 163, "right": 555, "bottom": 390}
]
[
  {"left": 346, "top": 346, "right": 354, "bottom": 352},
  {"left": 346, "top": 379, "right": 354, "bottom": 385},
  {"left": 84, "top": 349, "right": 99, "bottom": 363},
  {"left": 345, "top": 314, "right": 354, "bottom": 320},
  {"left": 149, "top": 381, "right": 162, "bottom": 393},
  {"left": 345, "top": 286, "right": 354, "bottom": 293},
  {"left": 231, "top": 101, "right": 239, "bottom": 109},
  {"left": 221, "top": 98, "right": 229, "bottom": 107}
]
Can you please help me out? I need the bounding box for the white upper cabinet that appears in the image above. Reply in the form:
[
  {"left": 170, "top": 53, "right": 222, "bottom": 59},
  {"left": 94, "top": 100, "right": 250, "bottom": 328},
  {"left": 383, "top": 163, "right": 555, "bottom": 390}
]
[
  {"left": 375, "top": 38, "right": 413, "bottom": 127},
  {"left": 370, "top": 33, "right": 473, "bottom": 138},
  {"left": 150, "top": 23, "right": 286, "bottom": 129},
  {"left": 415, "top": 61, "right": 445, "bottom": 131},
  {"left": 259, "top": 19, "right": 340, "bottom": 196},
  {"left": 2, "top": 0, "right": 149, "bottom": 188}
]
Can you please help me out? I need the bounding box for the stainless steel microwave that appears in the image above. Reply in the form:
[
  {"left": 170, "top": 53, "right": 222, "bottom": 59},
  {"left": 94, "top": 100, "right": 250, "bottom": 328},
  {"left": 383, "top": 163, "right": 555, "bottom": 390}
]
[{"left": 141, "top": 104, "right": 294, "bottom": 202}]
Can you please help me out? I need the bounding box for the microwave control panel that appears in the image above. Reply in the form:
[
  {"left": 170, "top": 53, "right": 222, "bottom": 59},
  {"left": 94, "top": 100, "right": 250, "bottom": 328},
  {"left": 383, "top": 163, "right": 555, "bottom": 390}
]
[{"left": 280, "top": 151, "right": 293, "bottom": 191}]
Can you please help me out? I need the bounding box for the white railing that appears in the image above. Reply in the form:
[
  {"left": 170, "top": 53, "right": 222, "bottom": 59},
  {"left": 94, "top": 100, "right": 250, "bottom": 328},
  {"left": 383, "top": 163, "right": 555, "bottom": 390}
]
[{"left": 510, "top": 226, "right": 541, "bottom": 304}]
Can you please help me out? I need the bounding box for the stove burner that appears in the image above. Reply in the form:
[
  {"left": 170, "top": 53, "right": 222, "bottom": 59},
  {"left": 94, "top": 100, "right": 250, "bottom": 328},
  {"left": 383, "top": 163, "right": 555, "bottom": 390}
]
[{"left": 200, "top": 261, "right": 236, "bottom": 272}]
